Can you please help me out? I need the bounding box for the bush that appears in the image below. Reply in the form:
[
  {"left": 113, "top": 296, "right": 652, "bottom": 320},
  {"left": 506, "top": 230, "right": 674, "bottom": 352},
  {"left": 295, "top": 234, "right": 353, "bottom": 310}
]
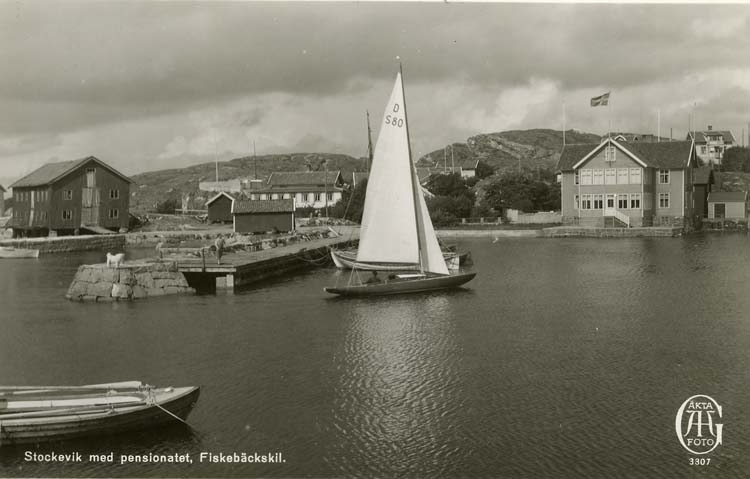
[{"left": 155, "top": 198, "right": 179, "bottom": 214}]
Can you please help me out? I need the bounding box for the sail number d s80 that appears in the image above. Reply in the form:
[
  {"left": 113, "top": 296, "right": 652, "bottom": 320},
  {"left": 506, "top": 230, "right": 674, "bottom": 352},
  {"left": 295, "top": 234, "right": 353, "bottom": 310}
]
[{"left": 385, "top": 103, "right": 404, "bottom": 128}]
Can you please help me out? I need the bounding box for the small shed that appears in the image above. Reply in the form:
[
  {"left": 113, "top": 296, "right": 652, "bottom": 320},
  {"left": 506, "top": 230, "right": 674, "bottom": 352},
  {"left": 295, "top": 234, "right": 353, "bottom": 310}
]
[
  {"left": 206, "top": 192, "right": 235, "bottom": 223},
  {"left": 232, "top": 199, "right": 295, "bottom": 234},
  {"left": 707, "top": 191, "right": 747, "bottom": 220}
]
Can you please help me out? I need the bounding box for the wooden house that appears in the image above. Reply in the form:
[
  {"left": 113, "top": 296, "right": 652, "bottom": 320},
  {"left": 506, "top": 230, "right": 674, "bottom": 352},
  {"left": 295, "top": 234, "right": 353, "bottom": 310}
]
[
  {"left": 9, "top": 156, "right": 133, "bottom": 237},
  {"left": 245, "top": 171, "right": 343, "bottom": 209},
  {"left": 232, "top": 199, "right": 295, "bottom": 234},
  {"left": 0, "top": 184, "right": 5, "bottom": 217},
  {"left": 688, "top": 126, "right": 736, "bottom": 167},
  {"left": 206, "top": 192, "right": 235, "bottom": 223},
  {"left": 692, "top": 166, "right": 716, "bottom": 219},
  {"left": 707, "top": 191, "right": 747, "bottom": 220},
  {"left": 557, "top": 138, "right": 697, "bottom": 228}
]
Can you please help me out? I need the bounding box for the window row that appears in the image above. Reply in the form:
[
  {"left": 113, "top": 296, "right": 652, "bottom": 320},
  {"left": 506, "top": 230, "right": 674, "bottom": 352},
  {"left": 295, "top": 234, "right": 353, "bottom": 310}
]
[
  {"left": 14, "top": 190, "right": 50, "bottom": 202},
  {"left": 574, "top": 193, "right": 670, "bottom": 210},
  {"left": 574, "top": 168, "right": 642, "bottom": 185},
  {"left": 248, "top": 192, "right": 335, "bottom": 202}
]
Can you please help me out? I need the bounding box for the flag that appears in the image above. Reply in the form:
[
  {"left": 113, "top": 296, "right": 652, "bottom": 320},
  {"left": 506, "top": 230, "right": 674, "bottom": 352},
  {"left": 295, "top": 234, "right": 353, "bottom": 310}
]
[{"left": 590, "top": 92, "right": 610, "bottom": 107}]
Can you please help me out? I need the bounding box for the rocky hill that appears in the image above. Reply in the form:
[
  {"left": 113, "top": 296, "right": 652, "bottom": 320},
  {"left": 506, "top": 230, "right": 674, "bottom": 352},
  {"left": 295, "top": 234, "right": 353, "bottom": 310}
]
[{"left": 418, "top": 129, "right": 601, "bottom": 172}]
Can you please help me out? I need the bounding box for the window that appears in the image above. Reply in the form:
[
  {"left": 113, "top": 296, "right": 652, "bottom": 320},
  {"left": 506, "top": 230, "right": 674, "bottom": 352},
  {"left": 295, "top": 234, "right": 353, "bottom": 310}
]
[
  {"left": 271, "top": 193, "right": 279, "bottom": 200},
  {"left": 606, "top": 195, "right": 615, "bottom": 209},
  {"left": 62, "top": 210, "right": 73, "bottom": 220},
  {"left": 574, "top": 171, "right": 580, "bottom": 185},
  {"left": 617, "top": 169, "right": 629, "bottom": 184},
  {"left": 605, "top": 169, "right": 616, "bottom": 185},
  {"left": 593, "top": 169, "right": 604, "bottom": 185},
  {"left": 659, "top": 169, "right": 670, "bottom": 184},
  {"left": 296, "top": 193, "right": 303, "bottom": 202},
  {"left": 64, "top": 190, "right": 73, "bottom": 200},
  {"left": 109, "top": 189, "right": 120, "bottom": 199},
  {"left": 629, "top": 168, "right": 642, "bottom": 184},
  {"left": 314, "top": 193, "right": 322, "bottom": 201},
  {"left": 109, "top": 209, "right": 119, "bottom": 219},
  {"left": 581, "top": 169, "right": 592, "bottom": 185},
  {"left": 593, "top": 194, "right": 603, "bottom": 209},
  {"left": 581, "top": 194, "right": 592, "bottom": 210},
  {"left": 659, "top": 193, "right": 670, "bottom": 208},
  {"left": 618, "top": 195, "right": 629, "bottom": 209},
  {"left": 605, "top": 146, "right": 616, "bottom": 162},
  {"left": 260, "top": 194, "right": 267, "bottom": 200},
  {"left": 250, "top": 194, "right": 257, "bottom": 200},
  {"left": 701, "top": 146, "right": 707, "bottom": 154},
  {"left": 574, "top": 195, "right": 580, "bottom": 210},
  {"left": 630, "top": 193, "right": 641, "bottom": 209},
  {"left": 282, "top": 193, "right": 291, "bottom": 199},
  {"left": 327, "top": 192, "right": 333, "bottom": 201},
  {"left": 308, "top": 193, "right": 315, "bottom": 202}
]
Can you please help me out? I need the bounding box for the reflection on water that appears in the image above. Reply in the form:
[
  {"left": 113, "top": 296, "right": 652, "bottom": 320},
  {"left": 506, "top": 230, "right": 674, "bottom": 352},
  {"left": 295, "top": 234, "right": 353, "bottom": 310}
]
[{"left": 1, "top": 235, "right": 750, "bottom": 477}]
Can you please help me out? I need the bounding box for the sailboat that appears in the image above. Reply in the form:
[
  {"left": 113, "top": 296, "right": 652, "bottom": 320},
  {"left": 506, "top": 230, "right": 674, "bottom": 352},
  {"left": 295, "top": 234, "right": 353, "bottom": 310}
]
[{"left": 325, "top": 68, "right": 476, "bottom": 296}]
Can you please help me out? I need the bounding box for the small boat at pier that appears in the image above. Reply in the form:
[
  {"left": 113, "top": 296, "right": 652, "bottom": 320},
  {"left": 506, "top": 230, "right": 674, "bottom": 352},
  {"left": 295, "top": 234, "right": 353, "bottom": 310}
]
[
  {"left": 0, "top": 381, "right": 200, "bottom": 446},
  {"left": 0, "top": 246, "right": 40, "bottom": 259}
]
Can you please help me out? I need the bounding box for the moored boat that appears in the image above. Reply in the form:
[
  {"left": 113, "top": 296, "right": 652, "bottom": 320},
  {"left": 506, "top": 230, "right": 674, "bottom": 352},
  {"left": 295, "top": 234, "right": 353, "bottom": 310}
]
[
  {"left": 0, "top": 381, "right": 200, "bottom": 446},
  {"left": 0, "top": 246, "right": 40, "bottom": 258},
  {"left": 330, "top": 247, "right": 461, "bottom": 271}
]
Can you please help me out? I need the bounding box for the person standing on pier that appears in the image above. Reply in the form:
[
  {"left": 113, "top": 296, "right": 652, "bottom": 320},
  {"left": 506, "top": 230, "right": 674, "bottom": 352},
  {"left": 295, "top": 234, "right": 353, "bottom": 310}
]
[{"left": 215, "top": 235, "right": 225, "bottom": 265}]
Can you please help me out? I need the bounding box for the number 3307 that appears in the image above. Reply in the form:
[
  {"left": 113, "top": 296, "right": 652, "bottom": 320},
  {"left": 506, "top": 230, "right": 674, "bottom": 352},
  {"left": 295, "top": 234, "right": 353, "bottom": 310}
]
[{"left": 689, "top": 458, "right": 711, "bottom": 466}]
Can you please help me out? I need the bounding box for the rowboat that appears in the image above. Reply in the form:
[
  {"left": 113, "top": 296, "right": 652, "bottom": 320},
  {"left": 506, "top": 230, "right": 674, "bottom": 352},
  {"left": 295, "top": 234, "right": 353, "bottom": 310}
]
[
  {"left": 0, "top": 246, "right": 40, "bottom": 258},
  {"left": 330, "top": 247, "right": 461, "bottom": 271},
  {"left": 0, "top": 381, "right": 200, "bottom": 446}
]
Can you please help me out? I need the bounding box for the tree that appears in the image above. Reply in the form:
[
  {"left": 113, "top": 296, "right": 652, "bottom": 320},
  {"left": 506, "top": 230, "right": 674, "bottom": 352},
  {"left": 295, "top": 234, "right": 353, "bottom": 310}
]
[
  {"left": 329, "top": 179, "right": 367, "bottom": 222},
  {"left": 155, "top": 198, "right": 179, "bottom": 214},
  {"left": 722, "top": 147, "right": 750, "bottom": 172},
  {"left": 475, "top": 167, "right": 560, "bottom": 214}
]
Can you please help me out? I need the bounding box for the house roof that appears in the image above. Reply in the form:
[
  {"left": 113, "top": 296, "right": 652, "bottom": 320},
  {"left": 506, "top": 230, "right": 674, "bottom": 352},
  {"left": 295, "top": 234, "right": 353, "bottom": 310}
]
[
  {"left": 205, "top": 191, "right": 235, "bottom": 206},
  {"left": 232, "top": 199, "right": 295, "bottom": 214},
  {"left": 707, "top": 191, "right": 747, "bottom": 203},
  {"left": 689, "top": 131, "right": 735, "bottom": 144},
  {"left": 557, "top": 140, "right": 694, "bottom": 171},
  {"left": 267, "top": 171, "right": 341, "bottom": 187},
  {"left": 0, "top": 184, "right": 5, "bottom": 192},
  {"left": 10, "top": 156, "right": 134, "bottom": 188},
  {"left": 692, "top": 166, "right": 715, "bottom": 185},
  {"left": 352, "top": 172, "right": 369, "bottom": 186}
]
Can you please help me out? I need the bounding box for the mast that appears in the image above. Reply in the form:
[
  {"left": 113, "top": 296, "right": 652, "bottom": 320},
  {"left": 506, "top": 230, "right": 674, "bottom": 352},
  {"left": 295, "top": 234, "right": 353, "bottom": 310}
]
[
  {"left": 400, "top": 63, "right": 427, "bottom": 273},
  {"left": 366, "top": 111, "right": 374, "bottom": 172}
]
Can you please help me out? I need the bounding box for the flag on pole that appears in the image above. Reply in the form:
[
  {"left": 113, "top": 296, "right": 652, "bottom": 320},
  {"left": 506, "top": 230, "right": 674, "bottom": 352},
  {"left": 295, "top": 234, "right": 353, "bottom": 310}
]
[{"left": 590, "top": 92, "right": 610, "bottom": 107}]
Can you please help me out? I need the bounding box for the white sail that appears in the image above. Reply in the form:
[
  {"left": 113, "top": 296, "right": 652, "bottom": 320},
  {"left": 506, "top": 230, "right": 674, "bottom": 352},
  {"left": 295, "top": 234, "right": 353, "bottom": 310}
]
[
  {"left": 416, "top": 183, "right": 449, "bottom": 275},
  {"left": 357, "top": 73, "right": 420, "bottom": 264}
]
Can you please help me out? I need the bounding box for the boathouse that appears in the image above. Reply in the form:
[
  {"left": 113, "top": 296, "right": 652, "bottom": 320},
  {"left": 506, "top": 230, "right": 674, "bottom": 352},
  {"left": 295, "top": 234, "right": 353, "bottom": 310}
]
[
  {"left": 692, "top": 166, "right": 716, "bottom": 219},
  {"left": 9, "top": 156, "right": 133, "bottom": 238},
  {"left": 707, "top": 191, "right": 747, "bottom": 220},
  {"left": 245, "top": 171, "right": 343, "bottom": 209},
  {"left": 232, "top": 199, "right": 295, "bottom": 234},
  {"left": 206, "top": 191, "right": 235, "bottom": 223},
  {"left": 557, "top": 138, "right": 697, "bottom": 228}
]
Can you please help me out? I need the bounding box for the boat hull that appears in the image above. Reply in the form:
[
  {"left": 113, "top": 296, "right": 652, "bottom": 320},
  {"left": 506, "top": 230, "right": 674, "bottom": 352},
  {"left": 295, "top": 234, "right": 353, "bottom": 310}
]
[
  {"left": 324, "top": 271, "right": 476, "bottom": 296},
  {"left": 0, "top": 247, "right": 40, "bottom": 259},
  {"left": 331, "top": 249, "right": 461, "bottom": 271},
  {"left": 0, "top": 386, "right": 200, "bottom": 446}
]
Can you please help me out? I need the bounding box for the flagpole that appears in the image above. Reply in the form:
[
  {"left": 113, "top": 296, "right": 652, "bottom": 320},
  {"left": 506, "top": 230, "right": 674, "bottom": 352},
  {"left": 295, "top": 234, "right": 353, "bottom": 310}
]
[
  {"left": 562, "top": 101, "right": 566, "bottom": 147},
  {"left": 657, "top": 109, "right": 661, "bottom": 142}
]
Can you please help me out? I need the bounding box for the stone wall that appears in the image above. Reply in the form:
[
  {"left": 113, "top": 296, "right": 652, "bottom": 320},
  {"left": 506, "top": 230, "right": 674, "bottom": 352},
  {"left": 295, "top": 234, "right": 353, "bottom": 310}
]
[
  {"left": 506, "top": 209, "right": 562, "bottom": 224},
  {"left": 66, "top": 261, "right": 195, "bottom": 302},
  {"left": 542, "top": 226, "right": 682, "bottom": 238},
  {"left": 0, "top": 235, "right": 126, "bottom": 254}
]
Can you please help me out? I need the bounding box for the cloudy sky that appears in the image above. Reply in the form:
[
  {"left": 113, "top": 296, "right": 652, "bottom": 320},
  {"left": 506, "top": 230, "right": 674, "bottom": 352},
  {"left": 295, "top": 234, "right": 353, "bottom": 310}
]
[{"left": 1, "top": 1, "right": 749, "bottom": 186}]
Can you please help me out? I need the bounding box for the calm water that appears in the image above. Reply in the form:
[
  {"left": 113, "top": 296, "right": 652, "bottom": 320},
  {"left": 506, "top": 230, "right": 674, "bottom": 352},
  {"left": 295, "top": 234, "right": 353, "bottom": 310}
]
[{"left": 2, "top": 234, "right": 750, "bottom": 478}]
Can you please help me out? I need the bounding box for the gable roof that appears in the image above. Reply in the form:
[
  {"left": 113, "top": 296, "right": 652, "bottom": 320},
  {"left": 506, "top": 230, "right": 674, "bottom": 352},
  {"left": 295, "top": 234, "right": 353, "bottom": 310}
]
[
  {"left": 267, "top": 171, "right": 341, "bottom": 187},
  {"left": 205, "top": 191, "right": 236, "bottom": 206},
  {"left": 707, "top": 191, "right": 747, "bottom": 203},
  {"left": 352, "top": 172, "right": 369, "bottom": 187},
  {"left": 232, "top": 199, "right": 295, "bottom": 214},
  {"left": 692, "top": 166, "right": 715, "bottom": 185},
  {"left": 0, "top": 184, "right": 5, "bottom": 192},
  {"left": 690, "top": 130, "right": 735, "bottom": 144},
  {"left": 10, "top": 156, "right": 134, "bottom": 188},
  {"left": 557, "top": 140, "right": 694, "bottom": 171}
]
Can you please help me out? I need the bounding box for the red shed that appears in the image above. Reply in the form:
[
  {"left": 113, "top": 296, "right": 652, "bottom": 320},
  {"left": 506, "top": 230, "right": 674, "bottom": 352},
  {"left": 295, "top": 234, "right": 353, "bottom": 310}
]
[
  {"left": 206, "top": 192, "right": 235, "bottom": 223},
  {"left": 232, "top": 199, "right": 295, "bottom": 234}
]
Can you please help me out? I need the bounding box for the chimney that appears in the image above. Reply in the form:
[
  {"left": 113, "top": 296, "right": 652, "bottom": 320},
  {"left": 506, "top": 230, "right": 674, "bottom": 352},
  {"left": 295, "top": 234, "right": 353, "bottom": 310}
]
[{"left": 707, "top": 125, "right": 713, "bottom": 131}]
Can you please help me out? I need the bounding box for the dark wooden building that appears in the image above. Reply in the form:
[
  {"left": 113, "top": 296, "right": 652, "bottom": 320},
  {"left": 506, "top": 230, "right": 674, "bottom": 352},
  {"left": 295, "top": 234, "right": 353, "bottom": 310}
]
[
  {"left": 692, "top": 166, "right": 716, "bottom": 219},
  {"left": 206, "top": 192, "right": 235, "bottom": 223},
  {"left": 0, "top": 184, "right": 5, "bottom": 217},
  {"left": 232, "top": 199, "right": 295, "bottom": 234},
  {"left": 10, "top": 156, "right": 133, "bottom": 237}
]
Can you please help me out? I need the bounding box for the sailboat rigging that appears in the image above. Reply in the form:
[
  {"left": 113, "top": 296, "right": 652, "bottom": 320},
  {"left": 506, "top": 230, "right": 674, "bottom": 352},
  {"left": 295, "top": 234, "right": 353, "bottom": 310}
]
[{"left": 325, "top": 67, "right": 476, "bottom": 296}]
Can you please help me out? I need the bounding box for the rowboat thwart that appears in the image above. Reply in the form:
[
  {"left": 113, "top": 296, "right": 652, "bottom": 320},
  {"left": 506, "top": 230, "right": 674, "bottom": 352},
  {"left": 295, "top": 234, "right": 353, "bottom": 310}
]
[{"left": 0, "top": 381, "right": 200, "bottom": 446}]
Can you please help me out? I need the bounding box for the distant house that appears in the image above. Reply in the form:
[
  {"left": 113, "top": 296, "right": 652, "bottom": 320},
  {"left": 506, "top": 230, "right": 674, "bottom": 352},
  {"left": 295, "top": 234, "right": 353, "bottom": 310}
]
[
  {"left": 689, "top": 126, "right": 736, "bottom": 167},
  {"left": 0, "top": 184, "right": 5, "bottom": 217},
  {"left": 707, "top": 191, "right": 747, "bottom": 220},
  {"left": 10, "top": 156, "right": 134, "bottom": 237},
  {"left": 557, "top": 138, "right": 697, "bottom": 228},
  {"left": 692, "top": 166, "right": 716, "bottom": 219},
  {"left": 206, "top": 191, "right": 235, "bottom": 223},
  {"left": 245, "top": 171, "right": 343, "bottom": 209},
  {"left": 232, "top": 199, "right": 295, "bottom": 233}
]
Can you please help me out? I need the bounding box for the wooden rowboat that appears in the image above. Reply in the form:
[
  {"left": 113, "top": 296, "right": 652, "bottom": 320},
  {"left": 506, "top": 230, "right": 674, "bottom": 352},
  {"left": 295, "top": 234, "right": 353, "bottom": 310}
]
[{"left": 0, "top": 381, "right": 200, "bottom": 446}]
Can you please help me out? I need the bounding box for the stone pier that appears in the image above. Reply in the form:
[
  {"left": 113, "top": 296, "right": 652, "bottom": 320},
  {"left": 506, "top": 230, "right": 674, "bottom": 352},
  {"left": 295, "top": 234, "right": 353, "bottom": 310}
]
[{"left": 66, "top": 261, "right": 195, "bottom": 302}]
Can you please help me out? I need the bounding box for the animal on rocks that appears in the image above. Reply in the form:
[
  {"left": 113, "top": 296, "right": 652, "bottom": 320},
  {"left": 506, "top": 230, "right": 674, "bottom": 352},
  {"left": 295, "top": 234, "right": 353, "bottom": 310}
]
[{"left": 106, "top": 252, "right": 125, "bottom": 268}]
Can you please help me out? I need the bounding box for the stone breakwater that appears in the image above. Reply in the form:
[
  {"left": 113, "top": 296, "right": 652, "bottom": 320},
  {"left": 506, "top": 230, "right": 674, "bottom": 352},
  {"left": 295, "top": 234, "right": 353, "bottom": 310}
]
[
  {"left": 66, "top": 261, "right": 195, "bottom": 302},
  {"left": 0, "top": 235, "right": 126, "bottom": 254}
]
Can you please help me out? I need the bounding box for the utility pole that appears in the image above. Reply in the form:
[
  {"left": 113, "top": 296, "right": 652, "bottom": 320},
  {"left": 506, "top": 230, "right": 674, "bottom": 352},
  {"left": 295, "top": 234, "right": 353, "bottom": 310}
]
[
  {"left": 253, "top": 140, "right": 257, "bottom": 180},
  {"left": 324, "top": 160, "right": 329, "bottom": 218},
  {"left": 213, "top": 131, "right": 219, "bottom": 183}
]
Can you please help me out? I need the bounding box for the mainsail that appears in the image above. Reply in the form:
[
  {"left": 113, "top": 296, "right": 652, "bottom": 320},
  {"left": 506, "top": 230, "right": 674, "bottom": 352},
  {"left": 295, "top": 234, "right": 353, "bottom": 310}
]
[{"left": 356, "top": 71, "right": 449, "bottom": 276}]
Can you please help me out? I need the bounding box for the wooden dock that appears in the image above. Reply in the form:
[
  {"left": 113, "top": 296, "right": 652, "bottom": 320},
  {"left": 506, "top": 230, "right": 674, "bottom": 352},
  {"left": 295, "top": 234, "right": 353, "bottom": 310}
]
[{"left": 174, "top": 234, "right": 357, "bottom": 292}]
